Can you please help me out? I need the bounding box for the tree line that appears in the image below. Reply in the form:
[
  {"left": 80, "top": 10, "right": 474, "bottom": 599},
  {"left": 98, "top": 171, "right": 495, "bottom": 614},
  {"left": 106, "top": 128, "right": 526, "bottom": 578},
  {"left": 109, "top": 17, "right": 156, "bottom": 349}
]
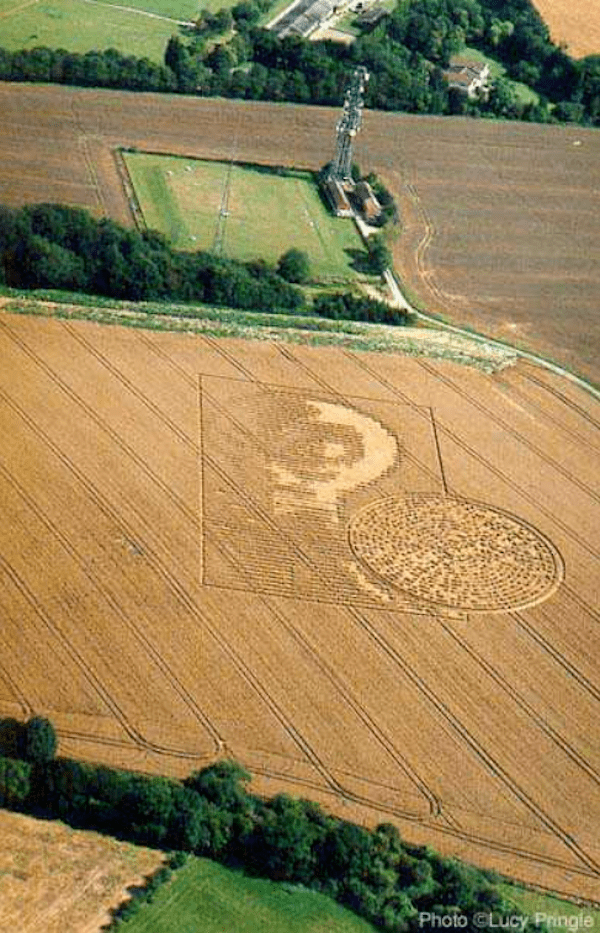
[
  {"left": 0, "top": 203, "right": 412, "bottom": 326},
  {"left": 0, "top": 0, "right": 598, "bottom": 125},
  {"left": 0, "top": 202, "right": 304, "bottom": 310},
  {"left": 0, "top": 716, "right": 535, "bottom": 933}
]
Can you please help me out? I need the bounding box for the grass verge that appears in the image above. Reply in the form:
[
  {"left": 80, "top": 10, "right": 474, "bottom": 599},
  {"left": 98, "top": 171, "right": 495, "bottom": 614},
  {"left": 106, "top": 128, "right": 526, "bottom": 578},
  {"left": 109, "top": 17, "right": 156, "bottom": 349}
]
[{"left": 0, "top": 289, "right": 517, "bottom": 371}]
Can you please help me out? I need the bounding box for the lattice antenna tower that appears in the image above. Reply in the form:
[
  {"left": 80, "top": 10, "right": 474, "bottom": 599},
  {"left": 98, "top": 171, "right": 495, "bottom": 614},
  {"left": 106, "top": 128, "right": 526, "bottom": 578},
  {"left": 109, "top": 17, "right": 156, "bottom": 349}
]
[{"left": 331, "top": 66, "right": 370, "bottom": 183}]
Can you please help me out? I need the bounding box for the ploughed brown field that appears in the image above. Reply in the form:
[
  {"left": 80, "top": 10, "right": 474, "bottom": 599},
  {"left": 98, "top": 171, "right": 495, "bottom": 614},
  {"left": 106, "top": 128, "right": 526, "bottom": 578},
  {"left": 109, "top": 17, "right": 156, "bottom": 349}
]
[
  {"left": 1, "top": 83, "right": 600, "bottom": 383},
  {"left": 0, "top": 306, "right": 599, "bottom": 902},
  {"left": 531, "top": 0, "right": 600, "bottom": 58}
]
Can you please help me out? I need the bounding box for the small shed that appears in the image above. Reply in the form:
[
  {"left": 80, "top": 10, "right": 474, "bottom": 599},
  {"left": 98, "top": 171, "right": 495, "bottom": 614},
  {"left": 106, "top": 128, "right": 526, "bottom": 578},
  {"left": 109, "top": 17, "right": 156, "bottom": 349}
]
[
  {"left": 324, "top": 176, "right": 353, "bottom": 217},
  {"left": 357, "top": 6, "right": 387, "bottom": 30},
  {"left": 354, "top": 180, "right": 382, "bottom": 222}
]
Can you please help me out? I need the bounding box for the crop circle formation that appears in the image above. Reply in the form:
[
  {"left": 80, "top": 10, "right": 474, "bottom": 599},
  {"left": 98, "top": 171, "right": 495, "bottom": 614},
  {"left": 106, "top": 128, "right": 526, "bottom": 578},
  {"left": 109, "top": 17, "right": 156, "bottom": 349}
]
[{"left": 348, "top": 494, "right": 563, "bottom": 612}]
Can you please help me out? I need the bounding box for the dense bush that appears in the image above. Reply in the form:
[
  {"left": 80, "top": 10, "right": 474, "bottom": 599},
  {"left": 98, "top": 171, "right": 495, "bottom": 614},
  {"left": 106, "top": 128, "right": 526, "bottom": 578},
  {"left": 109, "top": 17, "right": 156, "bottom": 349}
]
[
  {"left": 0, "top": 46, "right": 175, "bottom": 91},
  {"left": 0, "top": 755, "right": 32, "bottom": 808},
  {"left": 104, "top": 853, "right": 187, "bottom": 930},
  {"left": 313, "top": 291, "right": 412, "bottom": 326}
]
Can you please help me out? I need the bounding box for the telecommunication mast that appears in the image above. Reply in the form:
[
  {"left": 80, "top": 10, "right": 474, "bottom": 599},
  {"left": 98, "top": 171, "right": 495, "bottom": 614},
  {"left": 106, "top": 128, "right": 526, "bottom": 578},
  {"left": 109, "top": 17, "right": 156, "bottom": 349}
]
[{"left": 330, "top": 66, "right": 370, "bottom": 183}]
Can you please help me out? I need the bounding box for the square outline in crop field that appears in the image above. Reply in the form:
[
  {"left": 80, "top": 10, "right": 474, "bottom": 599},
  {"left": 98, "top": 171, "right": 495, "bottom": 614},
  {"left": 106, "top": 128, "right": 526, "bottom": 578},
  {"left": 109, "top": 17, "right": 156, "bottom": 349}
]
[{"left": 198, "top": 376, "right": 444, "bottom": 609}]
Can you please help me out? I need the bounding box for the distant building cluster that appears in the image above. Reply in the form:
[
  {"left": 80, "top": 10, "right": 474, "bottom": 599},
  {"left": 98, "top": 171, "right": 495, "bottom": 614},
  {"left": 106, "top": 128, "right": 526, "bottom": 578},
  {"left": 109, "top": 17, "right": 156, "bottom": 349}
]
[
  {"left": 269, "top": 0, "right": 385, "bottom": 40},
  {"left": 270, "top": 0, "right": 338, "bottom": 38},
  {"left": 442, "top": 58, "right": 491, "bottom": 99}
]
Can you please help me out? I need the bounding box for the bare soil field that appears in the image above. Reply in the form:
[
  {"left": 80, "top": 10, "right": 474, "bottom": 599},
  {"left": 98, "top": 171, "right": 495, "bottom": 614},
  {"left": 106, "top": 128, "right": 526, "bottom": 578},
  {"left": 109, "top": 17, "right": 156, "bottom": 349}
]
[
  {"left": 1, "top": 83, "right": 599, "bottom": 382},
  {"left": 0, "top": 308, "right": 598, "bottom": 903},
  {"left": 0, "top": 809, "right": 163, "bottom": 932},
  {"left": 531, "top": 0, "right": 600, "bottom": 58}
]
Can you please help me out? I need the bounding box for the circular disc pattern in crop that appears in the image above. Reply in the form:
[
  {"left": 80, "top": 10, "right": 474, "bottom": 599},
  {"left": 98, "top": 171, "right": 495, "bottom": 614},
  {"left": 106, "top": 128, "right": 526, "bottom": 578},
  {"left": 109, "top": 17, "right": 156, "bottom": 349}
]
[{"left": 348, "top": 494, "right": 563, "bottom": 612}]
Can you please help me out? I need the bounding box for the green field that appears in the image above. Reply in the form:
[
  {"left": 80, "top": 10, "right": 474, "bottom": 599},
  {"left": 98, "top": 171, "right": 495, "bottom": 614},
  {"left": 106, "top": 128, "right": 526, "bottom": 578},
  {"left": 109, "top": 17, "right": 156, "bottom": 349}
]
[
  {"left": 0, "top": 0, "right": 259, "bottom": 60},
  {"left": 0, "top": 0, "right": 186, "bottom": 62},
  {"left": 99, "top": 0, "right": 197, "bottom": 17},
  {"left": 120, "top": 857, "right": 378, "bottom": 932},
  {"left": 112, "top": 856, "right": 600, "bottom": 933},
  {"left": 124, "top": 153, "right": 365, "bottom": 282}
]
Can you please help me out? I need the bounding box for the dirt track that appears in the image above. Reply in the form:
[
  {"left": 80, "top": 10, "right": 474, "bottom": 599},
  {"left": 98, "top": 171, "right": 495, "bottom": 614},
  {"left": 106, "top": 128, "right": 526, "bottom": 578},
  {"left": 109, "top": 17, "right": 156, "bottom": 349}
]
[
  {"left": 0, "top": 309, "right": 598, "bottom": 901},
  {"left": 1, "top": 82, "right": 600, "bottom": 382}
]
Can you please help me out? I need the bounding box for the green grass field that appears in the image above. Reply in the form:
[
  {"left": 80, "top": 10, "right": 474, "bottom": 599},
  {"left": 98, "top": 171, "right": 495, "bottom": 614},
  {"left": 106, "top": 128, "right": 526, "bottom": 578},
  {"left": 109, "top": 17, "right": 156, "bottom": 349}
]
[
  {"left": 0, "top": 0, "right": 184, "bottom": 62},
  {"left": 109, "top": 855, "right": 600, "bottom": 933},
  {"left": 0, "top": 0, "right": 256, "bottom": 59},
  {"left": 99, "top": 0, "right": 197, "bottom": 18},
  {"left": 119, "top": 857, "right": 378, "bottom": 932},
  {"left": 124, "top": 153, "right": 365, "bottom": 282}
]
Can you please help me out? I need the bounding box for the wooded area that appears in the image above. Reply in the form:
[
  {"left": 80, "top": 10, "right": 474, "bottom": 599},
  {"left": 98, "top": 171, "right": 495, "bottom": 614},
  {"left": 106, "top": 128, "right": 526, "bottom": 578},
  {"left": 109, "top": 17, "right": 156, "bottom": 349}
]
[{"left": 0, "top": 0, "right": 598, "bottom": 124}]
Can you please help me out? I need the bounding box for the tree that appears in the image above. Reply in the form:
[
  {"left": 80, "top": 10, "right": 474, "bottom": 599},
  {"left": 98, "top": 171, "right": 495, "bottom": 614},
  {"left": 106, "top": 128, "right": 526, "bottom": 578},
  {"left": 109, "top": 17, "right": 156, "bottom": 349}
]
[
  {"left": 164, "top": 35, "right": 200, "bottom": 92},
  {"left": 277, "top": 248, "right": 311, "bottom": 283},
  {"left": 482, "top": 76, "right": 522, "bottom": 118},
  {"left": 194, "top": 7, "right": 233, "bottom": 35},
  {"left": 232, "top": 1, "right": 261, "bottom": 30},
  {"left": 23, "top": 716, "right": 57, "bottom": 764},
  {"left": 126, "top": 774, "right": 177, "bottom": 829},
  {"left": 552, "top": 100, "right": 585, "bottom": 122},
  {"left": 366, "top": 235, "right": 391, "bottom": 274},
  {"left": 21, "top": 235, "right": 87, "bottom": 290},
  {"left": 185, "top": 759, "right": 252, "bottom": 811},
  {"left": 245, "top": 794, "right": 329, "bottom": 883},
  {"left": 578, "top": 55, "right": 600, "bottom": 124},
  {"left": 487, "top": 18, "right": 514, "bottom": 48},
  {"left": 206, "top": 44, "right": 234, "bottom": 77},
  {"left": 351, "top": 162, "right": 362, "bottom": 183},
  {"left": 0, "top": 756, "right": 32, "bottom": 808},
  {"left": 388, "top": 0, "right": 484, "bottom": 65}
]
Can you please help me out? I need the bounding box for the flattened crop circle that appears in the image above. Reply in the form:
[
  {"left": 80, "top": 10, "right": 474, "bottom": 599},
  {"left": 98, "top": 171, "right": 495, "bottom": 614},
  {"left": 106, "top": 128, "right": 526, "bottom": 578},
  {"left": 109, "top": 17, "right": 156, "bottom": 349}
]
[{"left": 348, "top": 494, "right": 563, "bottom": 612}]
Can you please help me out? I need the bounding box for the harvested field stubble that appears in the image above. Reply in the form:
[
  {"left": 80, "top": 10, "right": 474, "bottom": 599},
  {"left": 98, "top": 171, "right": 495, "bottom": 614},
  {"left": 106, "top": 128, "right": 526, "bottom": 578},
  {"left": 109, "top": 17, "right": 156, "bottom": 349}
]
[
  {"left": 531, "top": 0, "right": 600, "bottom": 58},
  {"left": 0, "top": 809, "right": 163, "bottom": 933},
  {"left": 0, "top": 310, "right": 599, "bottom": 902},
  {"left": 1, "top": 83, "right": 600, "bottom": 379}
]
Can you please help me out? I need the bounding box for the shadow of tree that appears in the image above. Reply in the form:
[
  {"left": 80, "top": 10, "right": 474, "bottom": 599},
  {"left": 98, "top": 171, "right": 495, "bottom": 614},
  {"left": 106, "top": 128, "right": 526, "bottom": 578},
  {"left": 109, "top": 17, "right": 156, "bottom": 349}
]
[
  {"left": 344, "top": 247, "right": 372, "bottom": 273},
  {"left": 0, "top": 718, "right": 25, "bottom": 758}
]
